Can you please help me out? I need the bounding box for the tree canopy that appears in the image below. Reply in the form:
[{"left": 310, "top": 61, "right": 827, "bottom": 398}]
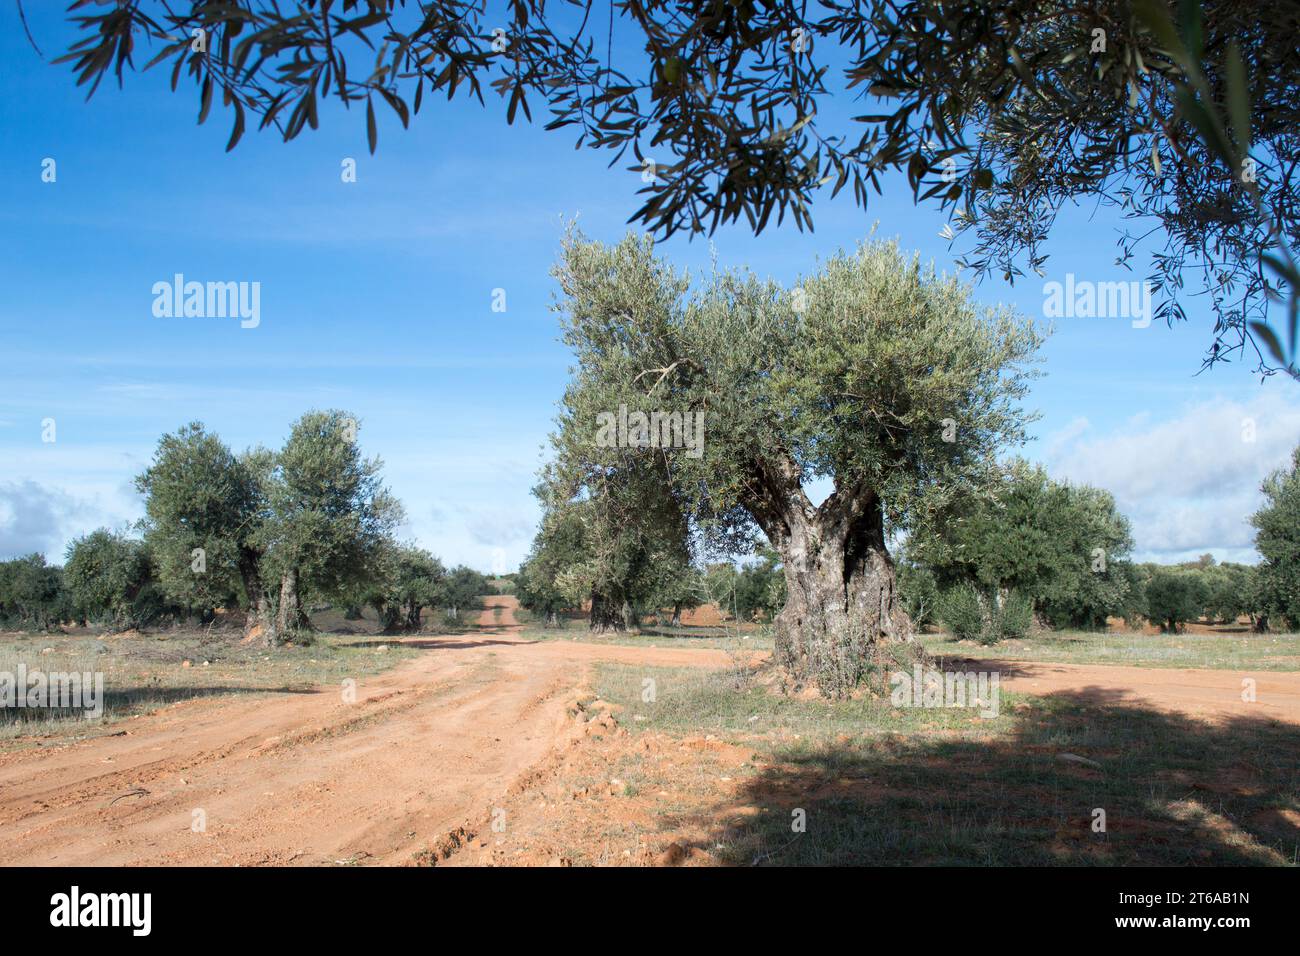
[
  {"left": 63, "top": 529, "right": 167, "bottom": 631},
  {"left": 909, "top": 460, "right": 1135, "bottom": 628},
  {"left": 135, "top": 422, "right": 267, "bottom": 623},
  {"left": 1252, "top": 445, "right": 1300, "bottom": 629}
]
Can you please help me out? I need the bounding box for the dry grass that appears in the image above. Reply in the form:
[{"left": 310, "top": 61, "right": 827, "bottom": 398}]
[{"left": 0, "top": 609, "right": 417, "bottom": 750}]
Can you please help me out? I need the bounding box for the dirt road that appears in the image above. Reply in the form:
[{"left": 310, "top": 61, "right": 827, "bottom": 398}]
[
  {"left": 986, "top": 657, "right": 1300, "bottom": 722},
  {"left": 0, "top": 597, "right": 728, "bottom": 866},
  {"left": 0, "top": 596, "right": 1295, "bottom": 866}
]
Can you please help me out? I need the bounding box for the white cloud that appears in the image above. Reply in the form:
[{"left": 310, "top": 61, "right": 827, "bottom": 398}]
[
  {"left": 1044, "top": 390, "right": 1300, "bottom": 561},
  {"left": 0, "top": 481, "right": 97, "bottom": 559}
]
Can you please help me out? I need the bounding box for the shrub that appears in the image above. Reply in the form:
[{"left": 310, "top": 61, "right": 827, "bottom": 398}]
[
  {"left": 897, "top": 561, "right": 939, "bottom": 630},
  {"left": 997, "top": 590, "right": 1035, "bottom": 641},
  {"left": 939, "top": 585, "right": 1033, "bottom": 644},
  {"left": 939, "top": 584, "right": 987, "bottom": 642}
]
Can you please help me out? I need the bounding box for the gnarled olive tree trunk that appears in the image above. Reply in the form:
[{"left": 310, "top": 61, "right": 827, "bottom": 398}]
[
  {"left": 589, "top": 591, "right": 635, "bottom": 632},
  {"left": 238, "top": 548, "right": 273, "bottom": 644},
  {"left": 752, "top": 470, "right": 911, "bottom": 696},
  {"left": 270, "top": 567, "right": 312, "bottom": 644}
]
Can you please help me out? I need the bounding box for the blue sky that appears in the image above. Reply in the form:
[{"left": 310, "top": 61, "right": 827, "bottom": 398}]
[{"left": 2, "top": 5, "right": 1297, "bottom": 571}]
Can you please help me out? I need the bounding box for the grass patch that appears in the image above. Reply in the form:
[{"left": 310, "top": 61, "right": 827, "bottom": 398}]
[
  {"left": 921, "top": 627, "right": 1300, "bottom": 671},
  {"left": 522, "top": 621, "right": 775, "bottom": 652},
  {"left": 529, "top": 618, "right": 1300, "bottom": 672}
]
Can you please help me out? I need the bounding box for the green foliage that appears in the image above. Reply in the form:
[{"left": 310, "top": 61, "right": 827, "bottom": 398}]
[
  {"left": 1201, "top": 562, "right": 1259, "bottom": 624},
  {"left": 257, "top": 410, "right": 403, "bottom": 606},
  {"left": 911, "top": 461, "right": 1133, "bottom": 629},
  {"left": 897, "top": 558, "right": 940, "bottom": 630},
  {"left": 1251, "top": 446, "right": 1300, "bottom": 628},
  {"left": 1114, "top": 561, "right": 1152, "bottom": 630},
  {"left": 135, "top": 412, "right": 420, "bottom": 644},
  {"left": 63, "top": 530, "right": 170, "bottom": 631},
  {"left": 938, "top": 584, "right": 1033, "bottom": 645},
  {"left": 701, "top": 550, "right": 786, "bottom": 623},
  {"left": 734, "top": 549, "right": 787, "bottom": 623},
  {"left": 998, "top": 591, "right": 1035, "bottom": 642},
  {"left": 552, "top": 230, "right": 1040, "bottom": 536},
  {"left": 529, "top": 448, "right": 696, "bottom": 631},
  {"left": 135, "top": 422, "right": 265, "bottom": 615},
  {"left": 938, "top": 584, "right": 987, "bottom": 642},
  {"left": 516, "top": 502, "right": 586, "bottom": 625},
  {"left": 0, "top": 554, "right": 70, "bottom": 631},
  {"left": 439, "top": 566, "right": 489, "bottom": 619},
  {"left": 378, "top": 545, "right": 446, "bottom": 632},
  {"left": 1145, "top": 568, "right": 1210, "bottom": 633}
]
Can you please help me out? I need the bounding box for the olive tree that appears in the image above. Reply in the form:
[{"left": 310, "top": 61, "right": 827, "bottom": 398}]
[
  {"left": 909, "top": 460, "right": 1134, "bottom": 628},
  {"left": 0, "top": 555, "right": 70, "bottom": 631},
  {"left": 538, "top": 426, "right": 699, "bottom": 632},
  {"left": 136, "top": 423, "right": 271, "bottom": 635},
  {"left": 63, "top": 529, "right": 166, "bottom": 631},
  {"left": 1145, "top": 567, "right": 1209, "bottom": 633},
  {"left": 1252, "top": 445, "right": 1300, "bottom": 629},
  {"left": 385, "top": 545, "right": 446, "bottom": 632},
  {"left": 255, "top": 410, "right": 403, "bottom": 641},
  {"left": 438, "top": 565, "right": 489, "bottom": 621},
  {"left": 549, "top": 231, "right": 1042, "bottom": 693},
  {"left": 517, "top": 498, "right": 587, "bottom": 628}
]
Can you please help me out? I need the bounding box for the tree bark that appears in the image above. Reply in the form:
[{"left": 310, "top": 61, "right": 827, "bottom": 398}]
[
  {"left": 273, "top": 568, "right": 310, "bottom": 643},
  {"left": 589, "top": 590, "right": 627, "bottom": 632},
  {"left": 237, "top": 549, "right": 273, "bottom": 643},
  {"left": 405, "top": 600, "right": 423, "bottom": 632},
  {"left": 671, "top": 602, "right": 682, "bottom": 627},
  {"left": 749, "top": 465, "right": 910, "bottom": 696}
]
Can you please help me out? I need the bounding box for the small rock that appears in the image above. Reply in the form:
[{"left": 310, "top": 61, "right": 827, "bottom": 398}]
[
  {"left": 376, "top": 645, "right": 389, "bottom": 652},
  {"left": 181, "top": 660, "right": 192, "bottom": 668}
]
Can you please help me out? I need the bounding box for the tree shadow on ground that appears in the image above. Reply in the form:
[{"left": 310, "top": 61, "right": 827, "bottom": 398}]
[{"left": 683, "top": 689, "right": 1300, "bottom": 866}]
